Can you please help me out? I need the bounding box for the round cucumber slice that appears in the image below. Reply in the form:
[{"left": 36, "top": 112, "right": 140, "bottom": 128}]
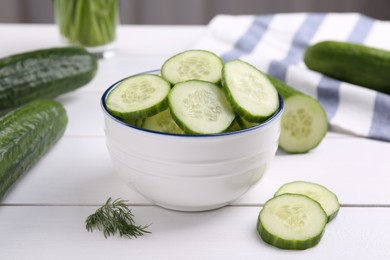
[
  {"left": 142, "top": 109, "right": 184, "bottom": 134},
  {"left": 274, "top": 181, "right": 340, "bottom": 222},
  {"left": 161, "top": 49, "right": 223, "bottom": 85},
  {"left": 257, "top": 193, "right": 327, "bottom": 250},
  {"left": 106, "top": 74, "right": 170, "bottom": 119},
  {"left": 266, "top": 75, "right": 328, "bottom": 153},
  {"left": 222, "top": 59, "right": 279, "bottom": 123},
  {"left": 279, "top": 95, "right": 328, "bottom": 153},
  {"left": 168, "top": 80, "right": 236, "bottom": 134}
]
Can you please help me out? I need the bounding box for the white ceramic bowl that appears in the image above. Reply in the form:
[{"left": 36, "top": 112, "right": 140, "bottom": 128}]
[{"left": 101, "top": 71, "right": 284, "bottom": 211}]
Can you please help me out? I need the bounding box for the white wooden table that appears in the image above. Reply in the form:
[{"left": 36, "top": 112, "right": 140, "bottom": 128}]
[{"left": 0, "top": 24, "right": 390, "bottom": 260}]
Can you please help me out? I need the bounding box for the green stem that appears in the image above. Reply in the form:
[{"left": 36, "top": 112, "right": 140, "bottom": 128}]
[{"left": 53, "top": 0, "right": 119, "bottom": 47}]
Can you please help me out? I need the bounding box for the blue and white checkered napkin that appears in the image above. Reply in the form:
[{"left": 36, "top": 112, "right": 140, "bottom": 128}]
[{"left": 192, "top": 13, "right": 390, "bottom": 141}]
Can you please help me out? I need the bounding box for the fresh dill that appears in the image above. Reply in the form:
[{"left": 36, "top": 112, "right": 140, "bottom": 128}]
[{"left": 85, "top": 197, "right": 151, "bottom": 239}]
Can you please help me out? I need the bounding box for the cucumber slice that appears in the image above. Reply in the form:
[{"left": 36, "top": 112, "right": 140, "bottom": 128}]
[
  {"left": 280, "top": 95, "right": 328, "bottom": 153},
  {"left": 236, "top": 116, "right": 258, "bottom": 129},
  {"left": 122, "top": 118, "right": 145, "bottom": 128},
  {"left": 222, "top": 60, "right": 279, "bottom": 123},
  {"left": 142, "top": 109, "right": 184, "bottom": 134},
  {"left": 267, "top": 75, "right": 328, "bottom": 154},
  {"left": 161, "top": 50, "right": 223, "bottom": 85},
  {"left": 106, "top": 74, "right": 170, "bottom": 119},
  {"left": 227, "top": 119, "right": 242, "bottom": 133},
  {"left": 257, "top": 193, "right": 327, "bottom": 250},
  {"left": 168, "top": 80, "right": 236, "bottom": 134},
  {"left": 274, "top": 181, "right": 340, "bottom": 222}
]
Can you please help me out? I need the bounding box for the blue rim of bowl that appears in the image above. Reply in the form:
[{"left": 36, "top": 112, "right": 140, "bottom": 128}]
[{"left": 101, "top": 70, "right": 284, "bottom": 138}]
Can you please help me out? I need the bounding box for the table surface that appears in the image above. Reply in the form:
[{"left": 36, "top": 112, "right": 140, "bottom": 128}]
[{"left": 0, "top": 24, "right": 390, "bottom": 260}]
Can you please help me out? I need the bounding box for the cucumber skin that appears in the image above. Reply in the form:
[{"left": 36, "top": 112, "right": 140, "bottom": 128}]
[
  {"left": 235, "top": 116, "right": 258, "bottom": 129},
  {"left": 0, "top": 99, "right": 68, "bottom": 200},
  {"left": 304, "top": 41, "right": 390, "bottom": 94},
  {"left": 0, "top": 47, "right": 97, "bottom": 113},
  {"left": 266, "top": 75, "right": 302, "bottom": 100},
  {"left": 267, "top": 75, "right": 328, "bottom": 154},
  {"left": 327, "top": 208, "right": 339, "bottom": 223}
]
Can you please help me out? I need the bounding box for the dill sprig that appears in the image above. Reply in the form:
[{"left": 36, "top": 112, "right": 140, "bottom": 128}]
[{"left": 85, "top": 197, "right": 151, "bottom": 239}]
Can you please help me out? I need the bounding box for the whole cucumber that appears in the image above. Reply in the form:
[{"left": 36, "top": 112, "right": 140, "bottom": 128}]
[
  {"left": 304, "top": 41, "right": 390, "bottom": 95},
  {"left": 0, "top": 99, "right": 68, "bottom": 200},
  {"left": 0, "top": 47, "right": 97, "bottom": 113}
]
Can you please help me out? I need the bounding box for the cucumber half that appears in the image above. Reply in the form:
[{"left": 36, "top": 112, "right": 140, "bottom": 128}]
[
  {"left": 106, "top": 74, "right": 170, "bottom": 119},
  {"left": 257, "top": 193, "right": 327, "bottom": 250},
  {"left": 222, "top": 60, "right": 279, "bottom": 123},
  {"left": 168, "top": 80, "right": 235, "bottom": 134},
  {"left": 161, "top": 49, "right": 223, "bottom": 85},
  {"left": 274, "top": 181, "right": 340, "bottom": 222}
]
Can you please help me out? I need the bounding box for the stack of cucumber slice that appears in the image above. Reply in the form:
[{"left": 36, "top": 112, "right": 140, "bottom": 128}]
[
  {"left": 257, "top": 181, "right": 340, "bottom": 250},
  {"left": 105, "top": 49, "right": 327, "bottom": 152}
]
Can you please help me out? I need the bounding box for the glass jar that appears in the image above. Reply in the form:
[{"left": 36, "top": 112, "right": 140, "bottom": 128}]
[{"left": 53, "top": 0, "right": 119, "bottom": 59}]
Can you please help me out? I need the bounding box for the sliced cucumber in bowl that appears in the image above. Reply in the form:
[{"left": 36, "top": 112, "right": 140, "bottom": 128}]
[
  {"left": 257, "top": 181, "right": 339, "bottom": 250},
  {"left": 142, "top": 109, "right": 184, "bottom": 134},
  {"left": 168, "top": 80, "right": 236, "bottom": 134},
  {"left": 222, "top": 59, "right": 279, "bottom": 123},
  {"left": 161, "top": 49, "right": 223, "bottom": 85},
  {"left": 106, "top": 74, "right": 171, "bottom": 119}
]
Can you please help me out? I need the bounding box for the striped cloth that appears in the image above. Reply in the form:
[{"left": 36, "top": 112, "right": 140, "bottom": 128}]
[{"left": 192, "top": 13, "right": 390, "bottom": 142}]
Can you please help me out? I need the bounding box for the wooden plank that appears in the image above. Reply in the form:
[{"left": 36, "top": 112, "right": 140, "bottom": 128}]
[
  {"left": 1, "top": 137, "right": 148, "bottom": 205},
  {"left": 0, "top": 206, "right": 389, "bottom": 259},
  {"left": 235, "top": 133, "right": 390, "bottom": 206}
]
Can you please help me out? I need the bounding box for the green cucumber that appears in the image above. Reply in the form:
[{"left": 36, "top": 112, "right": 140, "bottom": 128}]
[
  {"left": 0, "top": 47, "right": 97, "bottom": 114},
  {"left": 161, "top": 50, "right": 223, "bottom": 85},
  {"left": 267, "top": 75, "right": 328, "bottom": 154},
  {"left": 304, "top": 40, "right": 390, "bottom": 94},
  {"left": 106, "top": 74, "right": 171, "bottom": 119},
  {"left": 257, "top": 193, "right": 327, "bottom": 250},
  {"left": 0, "top": 99, "right": 68, "bottom": 200},
  {"left": 222, "top": 60, "right": 279, "bottom": 123},
  {"left": 142, "top": 109, "right": 184, "bottom": 134},
  {"left": 274, "top": 181, "right": 340, "bottom": 222},
  {"left": 168, "top": 80, "right": 235, "bottom": 134}
]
